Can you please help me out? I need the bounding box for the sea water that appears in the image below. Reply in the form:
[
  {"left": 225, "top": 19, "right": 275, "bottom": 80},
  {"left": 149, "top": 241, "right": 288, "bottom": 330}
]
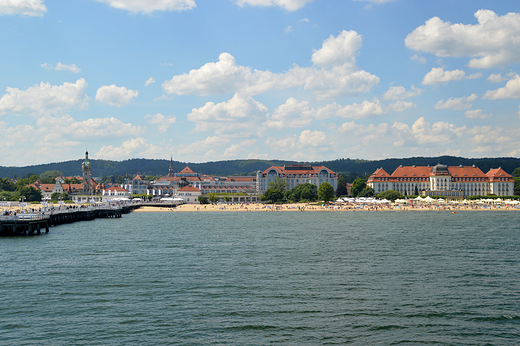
[{"left": 1, "top": 211, "right": 519, "bottom": 345}]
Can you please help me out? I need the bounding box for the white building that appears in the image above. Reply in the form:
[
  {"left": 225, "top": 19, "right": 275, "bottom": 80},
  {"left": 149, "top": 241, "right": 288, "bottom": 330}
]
[
  {"left": 367, "top": 163, "right": 514, "bottom": 198},
  {"left": 177, "top": 186, "right": 202, "bottom": 204},
  {"left": 256, "top": 164, "right": 338, "bottom": 194}
]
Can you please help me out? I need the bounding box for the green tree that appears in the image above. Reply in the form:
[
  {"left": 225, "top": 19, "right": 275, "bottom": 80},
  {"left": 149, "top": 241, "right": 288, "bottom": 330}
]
[
  {"left": 50, "top": 192, "right": 69, "bottom": 202},
  {"left": 358, "top": 187, "right": 375, "bottom": 197},
  {"left": 269, "top": 176, "right": 286, "bottom": 191},
  {"left": 335, "top": 174, "right": 348, "bottom": 197},
  {"left": 40, "top": 170, "right": 63, "bottom": 184},
  {"left": 351, "top": 178, "right": 366, "bottom": 197},
  {"left": 284, "top": 183, "right": 317, "bottom": 202},
  {"left": 18, "top": 186, "right": 42, "bottom": 202},
  {"left": 318, "top": 182, "right": 335, "bottom": 203},
  {"left": 197, "top": 195, "right": 208, "bottom": 204},
  {"left": 224, "top": 196, "right": 231, "bottom": 204},
  {"left": 0, "top": 178, "right": 16, "bottom": 192},
  {"left": 513, "top": 167, "right": 520, "bottom": 178},
  {"left": 376, "top": 190, "right": 404, "bottom": 202},
  {"left": 262, "top": 187, "right": 284, "bottom": 203},
  {"left": 514, "top": 177, "right": 520, "bottom": 196},
  {"left": 208, "top": 193, "right": 219, "bottom": 204}
]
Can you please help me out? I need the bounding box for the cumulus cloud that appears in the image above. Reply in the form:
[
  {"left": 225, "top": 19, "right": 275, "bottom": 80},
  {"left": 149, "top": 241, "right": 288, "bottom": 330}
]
[
  {"left": 483, "top": 74, "right": 520, "bottom": 99},
  {"left": 96, "top": 137, "right": 163, "bottom": 160},
  {"left": 163, "top": 31, "right": 379, "bottom": 100},
  {"left": 177, "top": 136, "right": 230, "bottom": 157},
  {"left": 388, "top": 101, "right": 415, "bottom": 112},
  {"left": 422, "top": 67, "right": 481, "bottom": 85},
  {"left": 0, "top": 0, "right": 47, "bottom": 17},
  {"left": 95, "top": 0, "right": 196, "bottom": 13},
  {"left": 145, "top": 77, "right": 156, "bottom": 86},
  {"left": 145, "top": 113, "right": 177, "bottom": 133},
  {"left": 0, "top": 78, "right": 89, "bottom": 115},
  {"left": 187, "top": 93, "right": 268, "bottom": 136},
  {"left": 410, "top": 54, "right": 426, "bottom": 64},
  {"left": 311, "top": 30, "right": 362, "bottom": 68},
  {"left": 235, "top": 0, "right": 314, "bottom": 11},
  {"left": 464, "top": 109, "right": 493, "bottom": 119},
  {"left": 405, "top": 10, "right": 520, "bottom": 68},
  {"left": 383, "top": 85, "right": 423, "bottom": 100},
  {"left": 434, "top": 94, "right": 477, "bottom": 110},
  {"left": 265, "top": 98, "right": 314, "bottom": 129},
  {"left": 297, "top": 129, "right": 327, "bottom": 147},
  {"left": 95, "top": 85, "right": 138, "bottom": 107},
  {"left": 392, "top": 117, "right": 466, "bottom": 146},
  {"left": 324, "top": 98, "right": 385, "bottom": 119},
  {"left": 487, "top": 73, "right": 505, "bottom": 83},
  {"left": 41, "top": 62, "right": 81, "bottom": 73}
]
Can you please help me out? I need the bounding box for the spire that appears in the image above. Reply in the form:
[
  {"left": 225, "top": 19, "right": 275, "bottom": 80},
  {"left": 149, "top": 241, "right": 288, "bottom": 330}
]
[{"left": 167, "top": 156, "right": 175, "bottom": 177}]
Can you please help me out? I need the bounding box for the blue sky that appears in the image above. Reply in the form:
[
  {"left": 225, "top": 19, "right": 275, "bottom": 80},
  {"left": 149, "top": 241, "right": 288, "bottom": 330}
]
[{"left": 1, "top": 0, "right": 520, "bottom": 166}]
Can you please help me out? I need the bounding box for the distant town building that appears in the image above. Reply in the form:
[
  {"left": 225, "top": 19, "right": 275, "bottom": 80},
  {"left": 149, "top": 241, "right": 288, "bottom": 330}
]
[
  {"left": 177, "top": 186, "right": 202, "bottom": 204},
  {"left": 256, "top": 164, "right": 338, "bottom": 194},
  {"left": 367, "top": 162, "right": 514, "bottom": 198}
]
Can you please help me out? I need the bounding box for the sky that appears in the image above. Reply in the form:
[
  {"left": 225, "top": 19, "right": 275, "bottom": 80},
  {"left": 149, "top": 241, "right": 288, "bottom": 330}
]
[{"left": 1, "top": 0, "right": 520, "bottom": 166}]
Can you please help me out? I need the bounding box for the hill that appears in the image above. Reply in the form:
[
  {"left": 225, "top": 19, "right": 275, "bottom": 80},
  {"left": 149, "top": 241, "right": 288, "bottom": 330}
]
[{"left": 1, "top": 156, "right": 519, "bottom": 179}]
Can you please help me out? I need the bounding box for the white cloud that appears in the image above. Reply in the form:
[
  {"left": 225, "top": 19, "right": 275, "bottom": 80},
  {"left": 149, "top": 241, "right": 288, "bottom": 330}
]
[
  {"left": 284, "top": 25, "right": 293, "bottom": 33},
  {"left": 311, "top": 30, "right": 362, "bottom": 68},
  {"left": 464, "top": 109, "right": 493, "bottom": 119},
  {"left": 487, "top": 73, "right": 504, "bottom": 83},
  {"left": 483, "top": 74, "right": 520, "bottom": 100},
  {"left": 297, "top": 129, "right": 327, "bottom": 147},
  {"left": 177, "top": 136, "right": 230, "bottom": 157},
  {"left": 187, "top": 93, "right": 268, "bottom": 136},
  {"left": 0, "top": 0, "right": 47, "bottom": 17},
  {"left": 96, "top": 137, "right": 163, "bottom": 160},
  {"left": 95, "top": 0, "right": 196, "bottom": 13},
  {"left": 163, "top": 31, "right": 379, "bottom": 100},
  {"left": 383, "top": 85, "right": 423, "bottom": 100},
  {"left": 405, "top": 10, "right": 520, "bottom": 68},
  {"left": 434, "top": 94, "right": 477, "bottom": 110},
  {"left": 422, "top": 67, "right": 481, "bottom": 85},
  {"left": 235, "top": 0, "right": 314, "bottom": 11},
  {"left": 95, "top": 85, "right": 138, "bottom": 107},
  {"left": 145, "top": 77, "right": 156, "bottom": 86},
  {"left": 388, "top": 100, "right": 415, "bottom": 112},
  {"left": 223, "top": 144, "right": 245, "bottom": 158},
  {"left": 145, "top": 113, "right": 177, "bottom": 133},
  {"left": 410, "top": 54, "right": 426, "bottom": 64},
  {"left": 265, "top": 98, "right": 314, "bottom": 129},
  {"left": 392, "top": 117, "right": 466, "bottom": 146},
  {"left": 330, "top": 98, "right": 385, "bottom": 119},
  {"left": 0, "top": 78, "right": 89, "bottom": 115},
  {"left": 41, "top": 62, "right": 81, "bottom": 73}
]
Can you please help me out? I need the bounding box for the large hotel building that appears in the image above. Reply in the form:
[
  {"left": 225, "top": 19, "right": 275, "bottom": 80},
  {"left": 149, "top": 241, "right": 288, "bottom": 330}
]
[
  {"left": 367, "top": 163, "right": 514, "bottom": 198},
  {"left": 256, "top": 164, "right": 338, "bottom": 194}
]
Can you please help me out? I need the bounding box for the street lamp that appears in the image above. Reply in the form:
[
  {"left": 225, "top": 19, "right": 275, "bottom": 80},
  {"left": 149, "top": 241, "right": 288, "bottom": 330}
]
[{"left": 19, "top": 196, "right": 26, "bottom": 211}]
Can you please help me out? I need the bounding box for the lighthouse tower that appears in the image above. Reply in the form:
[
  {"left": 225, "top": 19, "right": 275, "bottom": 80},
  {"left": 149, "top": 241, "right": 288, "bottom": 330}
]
[{"left": 82, "top": 151, "right": 92, "bottom": 195}]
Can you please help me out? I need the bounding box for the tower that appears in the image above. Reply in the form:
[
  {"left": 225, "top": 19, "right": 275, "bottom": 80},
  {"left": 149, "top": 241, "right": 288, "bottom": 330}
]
[
  {"left": 167, "top": 156, "right": 175, "bottom": 177},
  {"left": 82, "top": 151, "right": 92, "bottom": 195}
]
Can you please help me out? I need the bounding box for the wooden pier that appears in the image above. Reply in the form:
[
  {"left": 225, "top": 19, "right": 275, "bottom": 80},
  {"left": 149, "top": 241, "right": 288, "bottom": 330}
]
[{"left": 0, "top": 204, "right": 131, "bottom": 236}]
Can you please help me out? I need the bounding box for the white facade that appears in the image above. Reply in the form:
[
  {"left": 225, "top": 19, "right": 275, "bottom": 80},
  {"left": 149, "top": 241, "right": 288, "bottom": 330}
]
[{"left": 257, "top": 164, "right": 338, "bottom": 194}]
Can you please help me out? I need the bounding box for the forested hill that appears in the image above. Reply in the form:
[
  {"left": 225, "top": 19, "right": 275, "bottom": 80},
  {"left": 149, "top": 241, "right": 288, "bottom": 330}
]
[{"left": 0, "top": 156, "right": 519, "bottom": 179}]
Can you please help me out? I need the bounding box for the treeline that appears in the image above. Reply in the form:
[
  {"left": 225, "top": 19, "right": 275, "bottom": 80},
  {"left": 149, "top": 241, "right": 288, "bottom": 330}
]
[{"left": 1, "top": 156, "right": 519, "bottom": 179}]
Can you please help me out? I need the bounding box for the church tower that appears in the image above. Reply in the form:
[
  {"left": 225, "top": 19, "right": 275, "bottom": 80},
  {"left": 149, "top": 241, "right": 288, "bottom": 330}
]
[
  {"left": 167, "top": 156, "right": 175, "bottom": 177},
  {"left": 82, "top": 151, "right": 92, "bottom": 195}
]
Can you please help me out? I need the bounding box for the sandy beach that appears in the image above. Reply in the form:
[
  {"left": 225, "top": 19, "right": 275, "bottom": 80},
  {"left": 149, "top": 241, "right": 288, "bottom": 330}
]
[{"left": 131, "top": 202, "right": 520, "bottom": 213}]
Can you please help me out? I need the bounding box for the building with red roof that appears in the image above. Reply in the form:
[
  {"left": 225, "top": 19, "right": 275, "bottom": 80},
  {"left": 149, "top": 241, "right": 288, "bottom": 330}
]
[
  {"left": 256, "top": 164, "right": 337, "bottom": 194},
  {"left": 367, "top": 162, "right": 514, "bottom": 198}
]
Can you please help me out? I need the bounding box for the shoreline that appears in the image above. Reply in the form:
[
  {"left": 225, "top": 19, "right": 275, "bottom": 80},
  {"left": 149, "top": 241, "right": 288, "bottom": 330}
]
[{"left": 131, "top": 202, "right": 520, "bottom": 213}]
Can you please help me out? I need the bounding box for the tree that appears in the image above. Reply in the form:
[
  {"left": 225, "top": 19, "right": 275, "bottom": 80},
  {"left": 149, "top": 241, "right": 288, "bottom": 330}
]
[
  {"left": 0, "top": 178, "right": 16, "bottom": 192},
  {"left": 208, "top": 193, "right": 219, "bottom": 204},
  {"left": 197, "top": 195, "right": 208, "bottom": 204},
  {"left": 358, "top": 187, "right": 375, "bottom": 197},
  {"left": 318, "top": 182, "right": 335, "bottom": 203},
  {"left": 269, "top": 176, "right": 286, "bottom": 191},
  {"left": 224, "top": 196, "right": 231, "bottom": 204},
  {"left": 513, "top": 167, "right": 520, "bottom": 178},
  {"left": 335, "top": 174, "right": 348, "bottom": 197},
  {"left": 284, "top": 183, "right": 317, "bottom": 202},
  {"left": 414, "top": 185, "right": 419, "bottom": 196},
  {"left": 50, "top": 192, "right": 69, "bottom": 202},
  {"left": 514, "top": 177, "right": 520, "bottom": 196},
  {"left": 40, "top": 170, "right": 63, "bottom": 184},
  {"left": 262, "top": 187, "right": 284, "bottom": 203},
  {"left": 351, "top": 178, "right": 366, "bottom": 197},
  {"left": 18, "top": 186, "right": 42, "bottom": 202},
  {"left": 376, "top": 190, "right": 404, "bottom": 202}
]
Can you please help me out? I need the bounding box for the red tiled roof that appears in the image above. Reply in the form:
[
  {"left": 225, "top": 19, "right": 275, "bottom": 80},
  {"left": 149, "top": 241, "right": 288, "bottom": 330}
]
[
  {"left": 179, "top": 186, "right": 201, "bottom": 192},
  {"left": 448, "top": 166, "right": 487, "bottom": 178},
  {"left": 179, "top": 166, "right": 195, "bottom": 174},
  {"left": 486, "top": 168, "right": 513, "bottom": 181}
]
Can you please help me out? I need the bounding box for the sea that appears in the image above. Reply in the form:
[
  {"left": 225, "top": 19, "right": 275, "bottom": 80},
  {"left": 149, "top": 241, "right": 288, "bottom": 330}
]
[{"left": 1, "top": 210, "right": 519, "bottom": 345}]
